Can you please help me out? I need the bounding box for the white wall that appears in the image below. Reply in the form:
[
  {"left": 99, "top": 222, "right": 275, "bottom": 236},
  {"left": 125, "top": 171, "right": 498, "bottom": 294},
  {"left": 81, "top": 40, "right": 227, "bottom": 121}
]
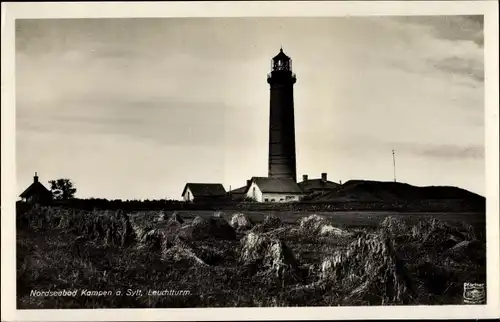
[
  {"left": 246, "top": 181, "right": 263, "bottom": 201},
  {"left": 245, "top": 181, "right": 302, "bottom": 203},
  {"left": 182, "top": 187, "right": 193, "bottom": 202},
  {"left": 262, "top": 193, "right": 301, "bottom": 203}
]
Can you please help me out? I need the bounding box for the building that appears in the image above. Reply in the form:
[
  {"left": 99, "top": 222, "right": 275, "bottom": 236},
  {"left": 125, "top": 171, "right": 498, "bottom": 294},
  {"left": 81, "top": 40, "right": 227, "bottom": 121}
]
[
  {"left": 227, "top": 185, "right": 248, "bottom": 201},
  {"left": 245, "top": 177, "right": 303, "bottom": 203},
  {"left": 267, "top": 48, "right": 298, "bottom": 182},
  {"left": 19, "top": 172, "right": 53, "bottom": 204},
  {"left": 298, "top": 173, "right": 340, "bottom": 195},
  {"left": 181, "top": 183, "right": 227, "bottom": 203}
]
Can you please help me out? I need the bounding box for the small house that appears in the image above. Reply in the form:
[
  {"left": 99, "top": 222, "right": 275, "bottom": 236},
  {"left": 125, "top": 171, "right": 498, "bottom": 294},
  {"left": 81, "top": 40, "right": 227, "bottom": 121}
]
[
  {"left": 245, "top": 177, "right": 303, "bottom": 203},
  {"left": 228, "top": 185, "right": 248, "bottom": 201},
  {"left": 182, "top": 183, "right": 227, "bottom": 203},
  {"left": 298, "top": 173, "right": 339, "bottom": 195},
  {"left": 19, "top": 172, "right": 53, "bottom": 204}
]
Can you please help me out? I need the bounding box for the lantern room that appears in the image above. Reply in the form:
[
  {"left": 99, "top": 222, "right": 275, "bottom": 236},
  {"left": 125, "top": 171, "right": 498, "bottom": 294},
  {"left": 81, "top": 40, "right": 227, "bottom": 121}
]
[{"left": 271, "top": 48, "right": 292, "bottom": 72}]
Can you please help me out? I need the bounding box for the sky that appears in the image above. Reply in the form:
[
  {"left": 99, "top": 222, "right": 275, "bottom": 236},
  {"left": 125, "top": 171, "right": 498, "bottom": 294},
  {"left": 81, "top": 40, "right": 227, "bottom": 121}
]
[{"left": 15, "top": 16, "right": 485, "bottom": 200}]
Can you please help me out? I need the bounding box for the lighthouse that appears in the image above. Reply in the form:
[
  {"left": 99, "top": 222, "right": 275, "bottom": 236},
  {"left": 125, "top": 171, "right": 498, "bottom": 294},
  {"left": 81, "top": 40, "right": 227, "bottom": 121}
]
[{"left": 267, "top": 48, "right": 297, "bottom": 182}]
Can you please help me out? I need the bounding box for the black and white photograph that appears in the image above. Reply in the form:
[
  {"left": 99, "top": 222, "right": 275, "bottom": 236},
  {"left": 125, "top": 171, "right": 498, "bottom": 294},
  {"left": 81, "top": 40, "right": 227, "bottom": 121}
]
[{"left": 1, "top": 1, "right": 499, "bottom": 321}]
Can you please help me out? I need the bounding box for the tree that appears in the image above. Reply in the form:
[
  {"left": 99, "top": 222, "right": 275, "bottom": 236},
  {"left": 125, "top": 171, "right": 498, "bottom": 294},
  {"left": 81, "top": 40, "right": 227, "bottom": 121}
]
[{"left": 49, "top": 178, "right": 77, "bottom": 200}]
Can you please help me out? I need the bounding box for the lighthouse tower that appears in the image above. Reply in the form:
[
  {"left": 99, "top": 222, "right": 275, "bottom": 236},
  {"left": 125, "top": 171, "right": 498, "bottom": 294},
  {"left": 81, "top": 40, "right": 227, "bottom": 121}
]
[{"left": 267, "top": 48, "right": 297, "bottom": 182}]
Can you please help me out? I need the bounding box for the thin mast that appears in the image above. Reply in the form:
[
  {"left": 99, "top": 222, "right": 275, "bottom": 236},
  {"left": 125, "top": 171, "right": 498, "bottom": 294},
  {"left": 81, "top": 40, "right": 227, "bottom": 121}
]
[{"left": 392, "top": 149, "right": 397, "bottom": 182}]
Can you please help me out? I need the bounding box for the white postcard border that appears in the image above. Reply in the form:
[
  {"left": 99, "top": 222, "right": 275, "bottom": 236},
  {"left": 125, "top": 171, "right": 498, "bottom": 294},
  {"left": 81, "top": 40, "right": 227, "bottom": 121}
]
[{"left": 1, "top": 1, "right": 498, "bottom": 321}]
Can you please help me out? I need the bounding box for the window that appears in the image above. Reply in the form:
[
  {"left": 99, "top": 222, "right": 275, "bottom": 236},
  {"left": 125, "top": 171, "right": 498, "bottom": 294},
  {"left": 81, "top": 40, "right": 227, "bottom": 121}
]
[
  {"left": 264, "top": 198, "right": 269, "bottom": 202},
  {"left": 271, "top": 199, "right": 275, "bottom": 202},
  {"left": 280, "top": 198, "right": 284, "bottom": 201},
  {"left": 285, "top": 196, "right": 294, "bottom": 200}
]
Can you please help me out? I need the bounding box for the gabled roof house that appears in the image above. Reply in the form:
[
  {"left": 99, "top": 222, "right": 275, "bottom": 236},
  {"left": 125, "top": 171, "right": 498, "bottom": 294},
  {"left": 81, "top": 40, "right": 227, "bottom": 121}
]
[
  {"left": 182, "top": 183, "right": 227, "bottom": 202},
  {"left": 298, "top": 173, "right": 339, "bottom": 195},
  {"left": 228, "top": 185, "right": 248, "bottom": 201},
  {"left": 245, "top": 177, "right": 303, "bottom": 203},
  {"left": 19, "top": 172, "right": 53, "bottom": 204}
]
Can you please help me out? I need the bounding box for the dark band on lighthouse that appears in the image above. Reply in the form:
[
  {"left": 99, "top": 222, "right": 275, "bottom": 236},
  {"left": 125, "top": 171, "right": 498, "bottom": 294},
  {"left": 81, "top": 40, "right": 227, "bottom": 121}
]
[{"left": 267, "top": 48, "right": 297, "bottom": 182}]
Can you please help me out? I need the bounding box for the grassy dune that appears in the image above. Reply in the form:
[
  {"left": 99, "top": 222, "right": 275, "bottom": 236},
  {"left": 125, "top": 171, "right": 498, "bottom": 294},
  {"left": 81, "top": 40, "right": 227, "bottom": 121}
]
[{"left": 16, "top": 206, "right": 486, "bottom": 308}]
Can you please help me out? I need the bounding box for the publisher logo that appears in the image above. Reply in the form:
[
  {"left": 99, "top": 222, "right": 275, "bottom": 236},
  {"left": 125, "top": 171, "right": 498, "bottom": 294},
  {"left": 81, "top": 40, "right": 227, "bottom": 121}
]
[{"left": 463, "top": 283, "right": 485, "bottom": 304}]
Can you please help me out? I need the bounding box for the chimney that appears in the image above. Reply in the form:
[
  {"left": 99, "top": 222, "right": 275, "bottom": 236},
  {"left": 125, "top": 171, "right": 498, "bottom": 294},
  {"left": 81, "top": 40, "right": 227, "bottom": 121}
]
[
  {"left": 302, "top": 174, "right": 308, "bottom": 181},
  {"left": 34, "top": 172, "right": 39, "bottom": 183},
  {"left": 321, "top": 173, "right": 327, "bottom": 182},
  {"left": 246, "top": 179, "right": 251, "bottom": 187}
]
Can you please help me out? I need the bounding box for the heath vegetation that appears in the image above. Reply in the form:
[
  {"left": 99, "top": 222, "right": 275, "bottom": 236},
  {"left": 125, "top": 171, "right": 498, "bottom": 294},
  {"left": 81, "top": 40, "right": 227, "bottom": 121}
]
[{"left": 16, "top": 204, "right": 486, "bottom": 308}]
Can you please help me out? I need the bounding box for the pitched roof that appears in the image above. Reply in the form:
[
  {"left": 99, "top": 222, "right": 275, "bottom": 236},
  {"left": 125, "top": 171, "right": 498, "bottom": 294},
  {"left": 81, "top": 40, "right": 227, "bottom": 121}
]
[
  {"left": 273, "top": 48, "right": 291, "bottom": 61},
  {"left": 229, "top": 185, "right": 247, "bottom": 194},
  {"left": 248, "top": 177, "right": 303, "bottom": 194},
  {"left": 298, "top": 179, "right": 339, "bottom": 192},
  {"left": 182, "top": 183, "right": 226, "bottom": 197},
  {"left": 19, "top": 181, "right": 52, "bottom": 198}
]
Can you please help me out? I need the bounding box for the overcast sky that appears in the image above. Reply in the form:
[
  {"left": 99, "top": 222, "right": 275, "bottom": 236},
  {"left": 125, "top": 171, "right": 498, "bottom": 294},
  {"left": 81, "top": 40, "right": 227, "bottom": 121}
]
[{"left": 16, "top": 16, "right": 485, "bottom": 200}]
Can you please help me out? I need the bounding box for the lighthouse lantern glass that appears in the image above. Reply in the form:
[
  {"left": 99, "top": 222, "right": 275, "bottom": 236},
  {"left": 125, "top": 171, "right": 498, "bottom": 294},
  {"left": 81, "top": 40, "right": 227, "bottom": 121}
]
[{"left": 272, "top": 59, "right": 291, "bottom": 72}]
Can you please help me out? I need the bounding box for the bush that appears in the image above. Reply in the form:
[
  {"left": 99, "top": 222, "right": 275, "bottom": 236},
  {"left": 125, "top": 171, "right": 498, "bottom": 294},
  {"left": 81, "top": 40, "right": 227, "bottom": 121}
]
[
  {"left": 168, "top": 212, "right": 184, "bottom": 225},
  {"left": 190, "top": 216, "right": 236, "bottom": 240},
  {"left": 240, "top": 232, "right": 300, "bottom": 284},
  {"left": 379, "top": 216, "right": 408, "bottom": 236},
  {"left": 230, "top": 213, "right": 254, "bottom": 231},
  {"left": 251, "top": 215, "right": 283, "bottom": 234},
  {"left": 299, "top": 214, "right": 326, "bottom": 234},
  {"left": 320, "top": 231, "right": 416, "bottom": 305}
]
